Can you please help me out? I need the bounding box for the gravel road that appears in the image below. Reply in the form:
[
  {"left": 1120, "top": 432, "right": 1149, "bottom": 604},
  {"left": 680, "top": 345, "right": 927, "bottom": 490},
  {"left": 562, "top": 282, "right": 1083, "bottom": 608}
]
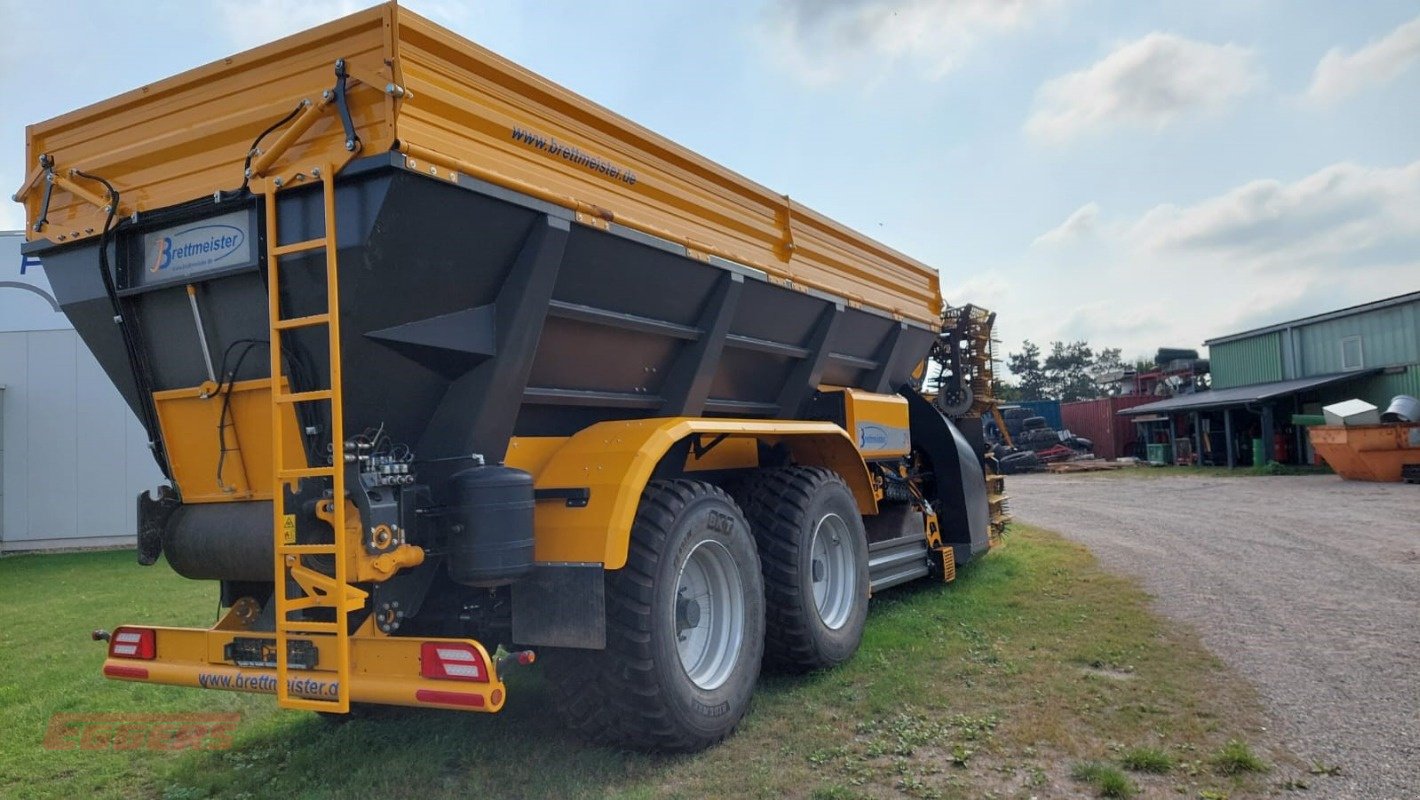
[{"left": 1008, "top": 472, "right": 1420, "bottom": 799}]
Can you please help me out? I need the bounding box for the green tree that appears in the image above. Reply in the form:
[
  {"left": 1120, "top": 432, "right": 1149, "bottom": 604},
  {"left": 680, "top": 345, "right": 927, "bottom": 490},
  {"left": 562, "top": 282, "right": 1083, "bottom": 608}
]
[
  {"left": 992, "top": 378, "right": 1023, "bottom": 402},
  {"left": 1044, "top": 340, "right": 1095, "bottom": 401},
  {"left": 1088, "top": 346, "right": 1128, "bottom": 395},
  {"left": 1006, "top": 341, "right": 1048, "bottom": 401},
  {"left": 1091, "top": 347, "right": 1126, "bottom": 380}
]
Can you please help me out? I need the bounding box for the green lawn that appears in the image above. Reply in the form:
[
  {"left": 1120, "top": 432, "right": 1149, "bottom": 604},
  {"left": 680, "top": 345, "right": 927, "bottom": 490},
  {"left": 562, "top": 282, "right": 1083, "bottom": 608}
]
[{"left": 0, "top": 527, "right": 1287, "bottom": 799}]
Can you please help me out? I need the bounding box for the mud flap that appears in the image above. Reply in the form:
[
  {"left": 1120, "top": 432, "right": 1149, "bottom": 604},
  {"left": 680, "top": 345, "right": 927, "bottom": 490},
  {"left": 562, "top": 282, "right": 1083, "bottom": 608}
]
[
  {"left": 136, "top": 486, "right": 180, "bottom": 566},
  {"left": 901, "top": 389, "right": 990, "bottom": 563}
]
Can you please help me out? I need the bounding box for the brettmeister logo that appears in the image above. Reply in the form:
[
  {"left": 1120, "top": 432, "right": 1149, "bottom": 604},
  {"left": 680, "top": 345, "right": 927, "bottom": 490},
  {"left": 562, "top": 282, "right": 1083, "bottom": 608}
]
[
  {"left": 150, "top": 224, "right": 245, "bottom": 273},
  {"left": 859, "top": 425, "right": 889, "bottom": 449}
]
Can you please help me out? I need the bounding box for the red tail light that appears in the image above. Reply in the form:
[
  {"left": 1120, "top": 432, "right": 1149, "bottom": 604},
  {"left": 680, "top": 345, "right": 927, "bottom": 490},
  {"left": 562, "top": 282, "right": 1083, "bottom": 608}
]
[
  {"left": 414, "top": 689, "right": 485, "bottom": 707},
  {"left": 420, "top": 642, "right": 489, "bottom": 682},
  {"left": 108, "top": 627, "right": 156, "bottom": 660}
]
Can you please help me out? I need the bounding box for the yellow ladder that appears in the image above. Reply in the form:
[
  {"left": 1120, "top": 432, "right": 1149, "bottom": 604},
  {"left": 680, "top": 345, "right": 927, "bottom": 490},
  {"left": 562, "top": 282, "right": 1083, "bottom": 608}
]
[{"left": 263, "top": 165, "right": 367, "bottom": 713}]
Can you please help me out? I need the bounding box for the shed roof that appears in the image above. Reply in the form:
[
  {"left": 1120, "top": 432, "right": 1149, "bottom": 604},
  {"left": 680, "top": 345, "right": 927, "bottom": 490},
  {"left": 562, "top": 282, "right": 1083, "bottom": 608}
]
[{"left": 1118, "top": 370, "right": 1381, "bottom": 415}]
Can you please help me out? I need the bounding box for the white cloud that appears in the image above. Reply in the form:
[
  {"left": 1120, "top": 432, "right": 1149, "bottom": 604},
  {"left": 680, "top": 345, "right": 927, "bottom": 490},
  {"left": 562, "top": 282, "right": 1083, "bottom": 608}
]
[
  {"left": 1026, "top": 33, "right": 1262, "bottom": 142},
  {"left": 1307, "top": 15, "right": 1420, "bottom": 104},
  {"left": 762, "top": 0, "right": 1059, "bottom": 86},
  {"left": 1055, "top": 299, "right": 1173, "bottom": 344},
  {"left": 1000, "top": 160, "right": 1420, "bottom": 363},
  {"left": 1033, "top": 201, "right": 1100, "bottom": 246},
  {"left": 1132, "top": 160, "right": 1420, "bottom": 271},
  {"left": 943, "top": 272, "right": 1011, "bottom": 311}
]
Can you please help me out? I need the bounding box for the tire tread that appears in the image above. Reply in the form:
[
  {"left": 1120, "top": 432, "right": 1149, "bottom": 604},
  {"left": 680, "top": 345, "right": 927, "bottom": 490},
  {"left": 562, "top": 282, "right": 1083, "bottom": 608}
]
[
  {"left": 546, "top": 479, "right": 753, "bottom": 752},
  {"left": 740, "top": 466, "right": 865, "bottom": 672}
]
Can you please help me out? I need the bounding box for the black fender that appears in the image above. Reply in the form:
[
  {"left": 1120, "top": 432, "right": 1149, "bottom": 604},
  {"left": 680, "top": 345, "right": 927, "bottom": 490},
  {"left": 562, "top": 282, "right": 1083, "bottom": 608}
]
[{"left": 900, "top": 389, "right": 990, "bottom": 564}]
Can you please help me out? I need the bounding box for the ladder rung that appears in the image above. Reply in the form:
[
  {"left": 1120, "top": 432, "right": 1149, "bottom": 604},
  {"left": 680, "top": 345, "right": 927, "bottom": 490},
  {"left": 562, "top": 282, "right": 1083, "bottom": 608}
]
[
  {"left": 275, "top": 389, "right": 332, "bottom": 404},
  {"left": 279, "top": 543, "right": 338, "bottom": 554},
  {"left": 272, "top": 239, "right": 326, "bottom": 256},
  {"left": 281, "top": 696, "right": 346, "bottom": 712},
  {"left": 278, "top": 466, "right": 336, "bottom": 479},
  {"left": 273, "top": 313, "right": 330, "bottom": 330},
  {"left": 278, "top": 620, "right": 341, "bottom": 633}
]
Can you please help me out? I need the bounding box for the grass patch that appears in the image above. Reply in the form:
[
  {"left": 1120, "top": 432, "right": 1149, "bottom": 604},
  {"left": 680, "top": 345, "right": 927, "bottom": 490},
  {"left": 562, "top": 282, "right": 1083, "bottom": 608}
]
[
  {"left": 1, "top": 526, "right": 1280, "bottom": 799},
  {"left": 1071, "top": 761, "right": 1138, "bottom": 798},
  {"left": 1251, "top": 461, "right": 1331, "bottom": 476},
  {"left": 1213, "top": 739, "right": 1269, "bottom": 775},
  {"left": 1120, "top": 746, "right": 1173, "bottom": 773}
]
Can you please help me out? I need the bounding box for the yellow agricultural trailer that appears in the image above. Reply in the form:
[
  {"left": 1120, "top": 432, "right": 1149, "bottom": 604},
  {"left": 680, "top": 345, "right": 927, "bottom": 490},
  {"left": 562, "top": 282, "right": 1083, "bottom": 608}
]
[{"left": 16, "top": 4, "right": 1006, "bottom": 752}]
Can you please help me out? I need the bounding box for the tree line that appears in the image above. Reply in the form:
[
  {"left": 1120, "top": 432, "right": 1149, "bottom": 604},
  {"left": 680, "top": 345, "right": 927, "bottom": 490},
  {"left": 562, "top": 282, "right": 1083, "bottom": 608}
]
[{"left": 996, "top": 340, "right": 1150, "bottom": 403}]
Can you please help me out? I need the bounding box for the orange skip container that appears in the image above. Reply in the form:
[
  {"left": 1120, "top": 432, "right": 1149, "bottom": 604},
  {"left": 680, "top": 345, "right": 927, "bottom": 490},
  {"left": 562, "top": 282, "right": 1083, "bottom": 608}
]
[{"left": 1308, "top": 423, "right": 1420, "bottom": 482}]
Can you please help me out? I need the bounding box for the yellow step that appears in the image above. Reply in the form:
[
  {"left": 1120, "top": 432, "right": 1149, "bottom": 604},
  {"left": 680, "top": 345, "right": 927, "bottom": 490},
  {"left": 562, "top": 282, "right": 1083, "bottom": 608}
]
[
  {"left": 278, "top": 620, "right": 341, "bottom": 634},
  {"left": 277, "top": 466, "right": 336, "bottom": 479},
  {"left": 272, "top": 239, "right": 326, "bottom": 256},
  {"left": 273, "top": 313, "right": 330, "bottom": 330},
  {"left": 278, "top": 543, "right": 338, "bottom": 555},
  {"left": 274, "top": 389, "right": 332, "bottom": 404},
  {"left": 279, "top": 696, "right": 348, "bottom": 713}
]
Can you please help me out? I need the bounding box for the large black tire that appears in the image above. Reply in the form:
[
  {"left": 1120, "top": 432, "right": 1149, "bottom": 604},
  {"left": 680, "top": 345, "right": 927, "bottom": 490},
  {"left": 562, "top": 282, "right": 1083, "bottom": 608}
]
[
  {"left": 740, "top": 467, "right": 869, "bottom": 673},
  {"left": 545, "top": 480, "right": 765, "bottom": 752}
]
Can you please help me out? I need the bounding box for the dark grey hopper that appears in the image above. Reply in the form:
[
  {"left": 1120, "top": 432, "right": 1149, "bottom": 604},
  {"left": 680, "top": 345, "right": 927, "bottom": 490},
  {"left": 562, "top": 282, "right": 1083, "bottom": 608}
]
[
  {"left": 31, "top": 153, "right": 985, "bottom": 569},
  {"left": 35, "top": 154, "right": 935, "bottom": 480}
]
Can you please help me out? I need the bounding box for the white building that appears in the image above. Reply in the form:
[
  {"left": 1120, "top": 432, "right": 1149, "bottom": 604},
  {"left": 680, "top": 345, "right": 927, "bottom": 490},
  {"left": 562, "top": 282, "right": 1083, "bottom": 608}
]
[{"left": 1, "top": 230, "right": 163, "bottom": 551}]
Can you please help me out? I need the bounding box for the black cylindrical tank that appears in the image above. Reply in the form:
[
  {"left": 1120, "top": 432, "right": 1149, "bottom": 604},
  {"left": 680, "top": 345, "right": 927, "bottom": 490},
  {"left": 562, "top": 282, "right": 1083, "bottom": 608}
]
[
  {"left": 164, "top": 501, "right": 273, "bottom": 582},
  {"left": 445, "top": 465, "right": 535, "bottom": 587}
]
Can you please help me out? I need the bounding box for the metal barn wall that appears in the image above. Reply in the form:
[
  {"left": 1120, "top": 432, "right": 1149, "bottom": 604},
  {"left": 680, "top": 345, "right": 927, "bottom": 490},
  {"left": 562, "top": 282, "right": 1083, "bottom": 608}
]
[
  {"left": 1, "top": 231, "right": 164, "bottom": 552},
  {"left": 1296, "top": 300, "right": 1420, "bottom": 375},
  {"left": 1210, "top": 332, "right": 1282, "bottom": 389},
  {"left": 1209, "top": 297, "right": 1420, "bottom": 392},
  {"left": 0, "top": 329, "right": 163, "bottom": 551}
]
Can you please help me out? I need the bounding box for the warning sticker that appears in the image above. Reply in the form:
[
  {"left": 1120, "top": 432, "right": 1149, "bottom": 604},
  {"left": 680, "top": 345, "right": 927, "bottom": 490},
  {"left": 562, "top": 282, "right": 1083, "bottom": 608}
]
[{"left": 281, "top": 515, "right": 297, "bottom": 544}]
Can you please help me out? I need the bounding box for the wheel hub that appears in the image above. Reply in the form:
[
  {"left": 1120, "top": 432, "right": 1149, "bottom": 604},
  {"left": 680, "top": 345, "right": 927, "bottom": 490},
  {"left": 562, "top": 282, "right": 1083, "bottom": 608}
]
[
  {"left": 809, "top": 513, "right": 855, "bottom": 630},
  {"left": 672, "top": 538, "right": 746, "bottom": 691},
  {"left": 677, "top": 593, "right": 702, "bottom": 632}
]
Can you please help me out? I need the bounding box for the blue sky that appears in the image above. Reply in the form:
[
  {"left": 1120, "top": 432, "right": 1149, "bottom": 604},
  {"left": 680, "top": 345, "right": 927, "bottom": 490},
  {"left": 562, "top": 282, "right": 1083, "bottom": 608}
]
[{"left": 4, "top": 0, "right": 1418, "bottom": 364}]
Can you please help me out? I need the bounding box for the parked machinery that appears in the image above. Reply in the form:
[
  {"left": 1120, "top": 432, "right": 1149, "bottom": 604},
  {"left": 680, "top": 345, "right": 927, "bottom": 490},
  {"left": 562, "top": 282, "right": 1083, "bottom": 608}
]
[{"left": 19, "top": 4, "right": 1005, "bottom": 752}]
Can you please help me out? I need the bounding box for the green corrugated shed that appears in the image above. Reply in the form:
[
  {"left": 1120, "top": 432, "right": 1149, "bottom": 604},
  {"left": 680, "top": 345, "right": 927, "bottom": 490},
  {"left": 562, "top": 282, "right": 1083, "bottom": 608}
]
[
  {"left": 1297, "top": 302, "right": 1419, "bottom": 374},
  {"left": 1207, "top": 294, "right": 1420, "bottom": 402},
  {"left": 1210, "top": 332, "right": 1282, "bottom": 389}
]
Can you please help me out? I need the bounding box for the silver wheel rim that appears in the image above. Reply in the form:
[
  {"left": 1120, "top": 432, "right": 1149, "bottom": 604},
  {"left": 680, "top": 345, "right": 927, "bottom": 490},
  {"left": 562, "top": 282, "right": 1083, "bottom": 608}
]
[
  {"left": 673, "top": 538, "right": 745, "bottom": 691},
  {"left": 810, "top": 513, "right": 855, "bottom": 630}
]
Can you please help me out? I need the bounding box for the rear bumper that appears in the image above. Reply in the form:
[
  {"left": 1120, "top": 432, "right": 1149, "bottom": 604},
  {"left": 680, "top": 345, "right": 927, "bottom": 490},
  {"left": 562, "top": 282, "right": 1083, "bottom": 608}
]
[{"left": 102, "top": 625, "right": 507, "bottom": 713}]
